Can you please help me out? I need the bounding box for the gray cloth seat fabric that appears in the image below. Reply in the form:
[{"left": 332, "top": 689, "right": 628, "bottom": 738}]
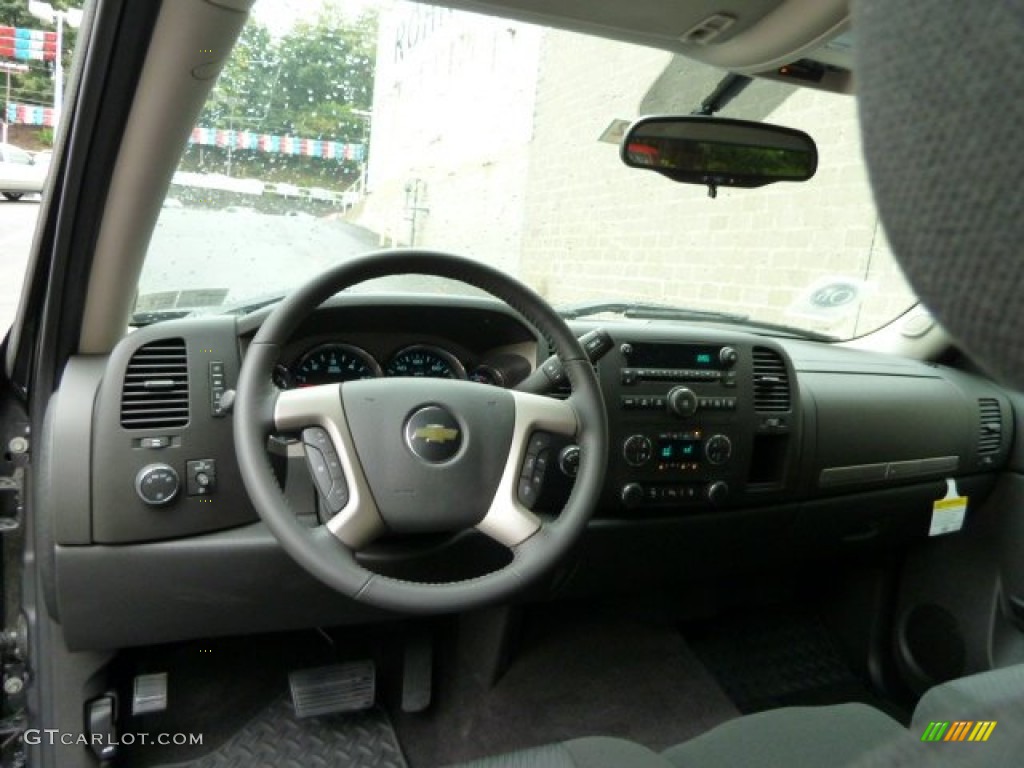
[
  {"left": 662, "top": 703, "right": 904, "bottom": 768},
  {"left": 451, "top": 665, "right": 1024, "bottom": 767},
  {"left": 449, "top": 703, "right": 905, "bottom": 768}
]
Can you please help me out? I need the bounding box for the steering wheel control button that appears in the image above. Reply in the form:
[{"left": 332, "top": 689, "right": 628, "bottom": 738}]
[
  {"left": 517, "top": 478, "right": 540, "bottom": 508},
  {"left": 185, "top": 459, "right": 217, "bottom": 496},
  {"left": 404, "top": 405, "right": 463, "bottom": 463},
  {"left": 135, "top": 464, "right": 180, "bottom": 506},
  {"left": 303, "top": 444, "right": 333, "bottom": 497},
  {"left": 558, "top": 445, "right": 581, "bottom": 477},
  {"left": 301, "top": 428, "right": 350, "bottom": 516}
]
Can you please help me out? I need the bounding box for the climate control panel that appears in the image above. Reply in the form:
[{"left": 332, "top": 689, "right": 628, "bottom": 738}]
[{"left": 610, "top": 339, "right": 754, "bottom": 513}]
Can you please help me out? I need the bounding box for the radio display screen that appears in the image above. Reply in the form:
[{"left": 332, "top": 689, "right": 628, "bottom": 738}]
[
  {"left": 657, "top": 437, "right": 702, "bottom": 462},
  {"left": 627, "top": 343, "right": 722, "bottom": 370}
]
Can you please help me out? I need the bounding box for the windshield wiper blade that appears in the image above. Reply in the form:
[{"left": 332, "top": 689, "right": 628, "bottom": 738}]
[
  {"left": 560, "top": 301, "right": 748, "bottom": 323},
  {"left": 558, "top": 301, "right": 837, "bottom": 340},
  {"left": 130, "top": 308, "right": 196, "bottom": 326}
]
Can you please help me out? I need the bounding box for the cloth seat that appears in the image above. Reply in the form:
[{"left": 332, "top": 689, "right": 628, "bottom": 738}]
[
  {"left": 449, "top": 702, "right": 905, "bottom": 768},
  {"left": 450, "top": 663, "right": 1024, "bottom": 767}
]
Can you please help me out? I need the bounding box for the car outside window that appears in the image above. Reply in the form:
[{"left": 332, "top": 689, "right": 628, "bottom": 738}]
[{"left": 137, "top": 0, "right": 918, "bottom": 341}]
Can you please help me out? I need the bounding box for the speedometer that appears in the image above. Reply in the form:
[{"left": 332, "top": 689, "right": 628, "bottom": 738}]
[
  {"left": 385, "top": 345, "right": 466, "bottom": 379},
  {"left": 293, "top": 344, "right": 381, "bottom": 386}
]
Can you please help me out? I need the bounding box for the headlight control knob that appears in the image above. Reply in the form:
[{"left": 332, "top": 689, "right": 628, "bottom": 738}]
[{"left": 135, "top": 463, "right": 179, "bottom": 506}]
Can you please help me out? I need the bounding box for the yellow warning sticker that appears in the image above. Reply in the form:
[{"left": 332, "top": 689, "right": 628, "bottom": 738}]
[{"left": 930, "top": 493, "right": 967, "bottom": 536}]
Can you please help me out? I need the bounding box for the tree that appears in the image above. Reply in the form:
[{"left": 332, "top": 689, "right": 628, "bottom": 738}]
[{"left": 187, "top": 7, "right": 378, "bottom": 188}]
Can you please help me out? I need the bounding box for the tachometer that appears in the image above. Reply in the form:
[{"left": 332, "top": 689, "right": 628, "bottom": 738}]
[
  {"left": 385, "top": 345, "right": 466, "bottom": 379},
  {"left": 293, "top": 344, "right": 381, "bottom": 386}
]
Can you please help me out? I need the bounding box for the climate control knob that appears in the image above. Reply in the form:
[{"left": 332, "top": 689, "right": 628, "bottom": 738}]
[
  {"left": 621, "top": 483, "right": 645, "bottom": 509},
  {"left": 667, "top": 386, "right": 699, "bottom": 417},
  {"left": 706, "top": 481, "right": 730, "bottom": 506},
  {"left": 704, "top": 434, "right": 733, "bottom": 465},
  {"left": 135, "top": 463, "right": 180, "bottom": 506},
  {"left": 622, "top": 435, "right": 653, "bottom": 466}
]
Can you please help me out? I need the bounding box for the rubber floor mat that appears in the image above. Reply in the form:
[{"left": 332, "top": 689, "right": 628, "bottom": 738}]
[
  {"left": 687, "top": 612, "right": 868, "bottom": 714},
  {"left": 157, "top": 697, "right": 407, "bottom": 768}
]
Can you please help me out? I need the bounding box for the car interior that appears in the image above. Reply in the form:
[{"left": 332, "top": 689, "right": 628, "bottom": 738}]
[{"left": 2, "top": 0, "right": 1023, "bottom": 766}]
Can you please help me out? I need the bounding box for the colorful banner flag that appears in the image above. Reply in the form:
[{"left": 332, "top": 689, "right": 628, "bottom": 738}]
[
  {"left": 0, "top": 26, "right": 57, "bottom": 61},
  {"left": 186, "top": 125, "right": 364, "bottom": 163},
  {"left": 5, "top": 102, "right": 56, "bottom": 126}
]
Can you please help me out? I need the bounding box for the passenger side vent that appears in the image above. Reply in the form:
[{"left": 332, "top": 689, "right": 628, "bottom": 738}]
[
  {"left": 978, "top": 398, "right": 1002, "bottom": 455},
  {"left": 120, "top": 339, "right": 190, "bottom": 429},
  {"left": 752, "top": 347, "right": 791, "bottom": 412}
]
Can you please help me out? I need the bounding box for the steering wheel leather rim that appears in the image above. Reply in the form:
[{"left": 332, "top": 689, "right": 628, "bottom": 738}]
[{"left": 234, "top": 249, "right": 608, "bottom": 614}]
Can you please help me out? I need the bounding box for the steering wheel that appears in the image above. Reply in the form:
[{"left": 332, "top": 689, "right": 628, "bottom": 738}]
[{"left": 234, "top": 250, "right": 608, "bottom": 614}]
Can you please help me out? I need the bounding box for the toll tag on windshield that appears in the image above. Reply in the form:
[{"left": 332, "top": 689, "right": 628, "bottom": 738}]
[{"left": 929, "top": 478, "right": 967, "bottom": 536}]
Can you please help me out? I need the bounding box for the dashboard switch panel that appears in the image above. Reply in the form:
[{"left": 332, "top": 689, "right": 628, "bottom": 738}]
[{"left": 186, "top": 459, "right": 217, "bottom": 496}]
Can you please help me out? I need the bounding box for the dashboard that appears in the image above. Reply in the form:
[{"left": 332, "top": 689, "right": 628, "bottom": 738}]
[{"left": 38, "top": 294, "right": 1015, "bottom": 650}]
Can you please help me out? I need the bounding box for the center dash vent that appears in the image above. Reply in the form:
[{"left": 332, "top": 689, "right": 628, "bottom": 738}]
[
  {"left": 120, "top": 338, "right": 190, "bottom": 429},
  {"left": 978, "top": 398, "right": 1002, "bottom": 455},
  {"left": 752, "top": 347, "right": 791, "bottom": 412}
]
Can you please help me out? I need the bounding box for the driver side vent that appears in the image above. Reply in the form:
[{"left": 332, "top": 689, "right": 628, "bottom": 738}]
[
  {"left": 120, "top": 339, "right": 190, "bottom": 429},
  {"left": 978, "top": 398, "right": 1002, "bottom": 455},
  {"left": 752, "top": 347, "right": 790, "bottom": 412}
]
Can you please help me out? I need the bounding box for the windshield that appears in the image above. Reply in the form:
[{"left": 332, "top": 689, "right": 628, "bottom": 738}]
[{"left": 139, "top": 0, "right": 918, "bottom": 340}]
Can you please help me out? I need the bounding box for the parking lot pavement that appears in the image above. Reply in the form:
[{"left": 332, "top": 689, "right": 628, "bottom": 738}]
[
  {"left": 2, "top": 203, "right": 446, "bottom": 338},
  {"left": 0, "top": 198, "right": 41, "bottom": 332}
]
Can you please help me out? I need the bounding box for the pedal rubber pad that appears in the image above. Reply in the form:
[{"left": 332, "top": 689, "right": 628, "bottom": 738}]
[
  {"left": 288, "top": 661, "right": 376, "bottom": 718},
  {"left": 132, "top": 672, "right": 168, "bottom": 715}
]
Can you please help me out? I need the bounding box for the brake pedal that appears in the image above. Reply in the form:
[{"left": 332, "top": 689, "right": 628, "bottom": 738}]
[
  {"left": 288, "top": 661, "right": 375, "bottom": 718},
  {"left": 132, "top": 673, "right": 168, "bottom": 715}
]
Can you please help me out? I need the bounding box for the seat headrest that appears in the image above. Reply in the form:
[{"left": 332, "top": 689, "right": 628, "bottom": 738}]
[{"left": 856, "top": 0, "right": 1024, "bottom": 386}]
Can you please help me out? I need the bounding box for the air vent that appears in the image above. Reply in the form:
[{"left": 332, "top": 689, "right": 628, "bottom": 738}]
[
  {"left": 120, "top": 339, "right": 190, "bottom": 429},
  {"left": 978, "top": 398, "right": 1002, "bottom": 455},
  {"left": 752, "top": 347, "right": 791, "bottom": 412}
]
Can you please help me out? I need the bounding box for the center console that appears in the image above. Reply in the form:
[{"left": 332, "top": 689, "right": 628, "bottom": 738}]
[{"left": 599, "top": 332, "right": 798, "bottom": 514}]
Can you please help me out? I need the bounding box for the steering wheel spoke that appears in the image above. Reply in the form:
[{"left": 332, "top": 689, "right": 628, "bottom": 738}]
[
  {"left": 234, "top": 250, "right": 607, "bottom": 612},
  {"left": 477, "top": 391, "right": 578, "bottom": 547},
  {"left": 273, "top": 384, "right": 386, "bottom": 550}
]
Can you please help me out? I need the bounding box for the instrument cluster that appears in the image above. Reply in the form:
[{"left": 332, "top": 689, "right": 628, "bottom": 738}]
[{"left": 274, "top": 342, "right": 523, "bottom": 388}]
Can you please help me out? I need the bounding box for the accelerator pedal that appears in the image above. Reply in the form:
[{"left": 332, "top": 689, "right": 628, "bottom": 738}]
[{"left": 288, "top": 661, "right": 376, "bottom": 718}]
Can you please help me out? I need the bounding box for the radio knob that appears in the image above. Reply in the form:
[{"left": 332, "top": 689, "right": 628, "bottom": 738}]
[
  {"left": 719, "top": 346, "right": 739, "bottom": 367},
  {"left": 706, "top": 481, "right": 730, "bottom": 506},
  {"left": 135, "top": 463, "right": 180, "bottom": 506},
  {"left": 621, "top": 483, "right": 645, "bottom": 509},
  {"left": 623, "top": 435, "right": 653, "bottom": 466},
  {"left": 667, "top": 386, "right": 699, "bottom": 417},
  {"left": 704, "top": 434, "right": 733, "bottom": 465}
]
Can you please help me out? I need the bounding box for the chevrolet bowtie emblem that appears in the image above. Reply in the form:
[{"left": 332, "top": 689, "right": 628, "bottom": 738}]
[{"left": 413, "top": 424, "right": 460, "bottom": 444}]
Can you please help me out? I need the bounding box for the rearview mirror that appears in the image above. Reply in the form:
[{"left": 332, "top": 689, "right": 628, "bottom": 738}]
[{"left": 621, "top": 116, "right": 817, "bottom": 197}]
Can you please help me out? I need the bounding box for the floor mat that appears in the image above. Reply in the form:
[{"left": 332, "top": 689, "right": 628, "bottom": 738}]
[
  {"left": 687, "top": 611, "right": 887, "bottom": 715},
  {"left": 393, "top": 620, "right": 740, "bottom": 767},
  {"left": 156, "top": 698, "right": 407, "bottom": 768}
]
